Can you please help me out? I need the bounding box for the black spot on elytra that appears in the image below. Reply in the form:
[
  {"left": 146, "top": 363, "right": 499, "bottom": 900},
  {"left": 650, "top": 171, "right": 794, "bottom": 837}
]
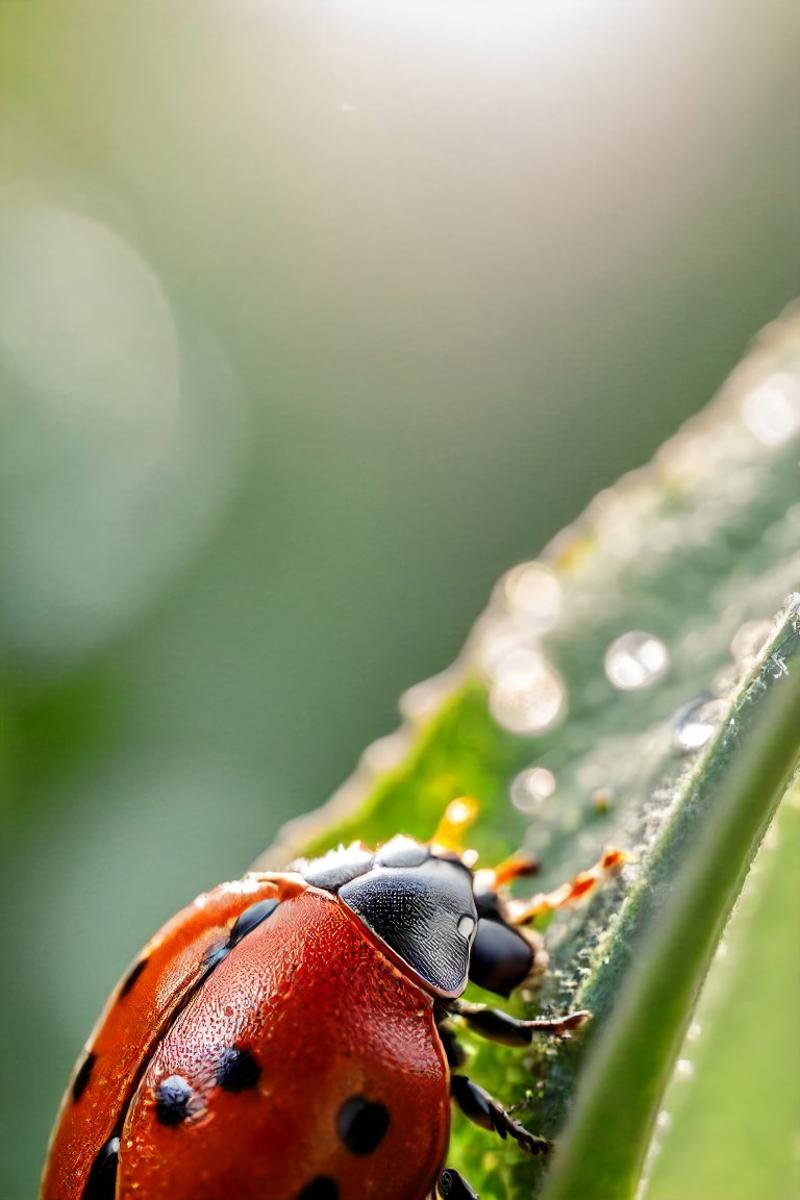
[
  {"left": 201, "top": 898, "right": 279, "bottom": 978},
  {"left": 228, "top": 898, "right": 279, "bottom": 947},
  {"left": 297, "top": 1178, "right": 339, "bottom": 1200},
  {"left": 216, "top": 1046, "right": 261, "bottom": 1092},
  {"left": 337, "top": 1095, "right": 390, "bottom": 1155},
  {"left": 72, "top": 1050, "right": 96, "bottom": 1103},
  {"left": 154, "top": 1075, "right": 195, "bottom": 1126},
  {"left": 119, "top": 957, "right": 148, "bottom": 998},
  {"left": 82, "top": 1136, "right": 119, "bottom": 1200}
]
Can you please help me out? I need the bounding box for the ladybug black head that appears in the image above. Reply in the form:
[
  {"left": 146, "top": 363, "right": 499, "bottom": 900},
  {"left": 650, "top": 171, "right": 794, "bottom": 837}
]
[{"left": 298, "top": 836, "right": 534, "bottom": 999}]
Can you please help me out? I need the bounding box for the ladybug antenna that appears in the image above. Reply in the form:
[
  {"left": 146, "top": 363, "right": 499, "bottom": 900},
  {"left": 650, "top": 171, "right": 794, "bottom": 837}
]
[{"left": 431, "top": 796, "right": 479, "bottom": 856}]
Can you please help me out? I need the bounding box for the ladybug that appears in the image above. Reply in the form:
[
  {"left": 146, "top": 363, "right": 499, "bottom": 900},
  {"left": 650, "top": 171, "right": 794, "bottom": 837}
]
[{"left": 41, "top": 799, "right": 622, "bottom": 1200}]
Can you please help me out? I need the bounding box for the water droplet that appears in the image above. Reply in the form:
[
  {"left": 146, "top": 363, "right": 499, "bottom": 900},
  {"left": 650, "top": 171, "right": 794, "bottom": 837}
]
[
  {"left": 687, "top": 1021, "right": 702, "bottom": 1042},
  {"left": 469, "top": 614, "right": 529, "bottom": 676},
  {"left": 656, "top": 1110, "right": 672, "bottom": 1131},
  {"left": 672, "top": 697, "right": 728, "bottom": 753},
  {"left": 489, "top": 648, "right": 566, "bottom": 735},
  {"left": 604, "top": 631, "right": 669, "bottom": 691},
  {"left": 730, "top": 618, "right": 772, "bottom": 665},
  {"left": 501, "top": 562, "right": 562, "bottom": 633},
  {"left": 741, "top": 373, "right": 800, "bottom": 446},
  {"left": 675, "top": 1058, "right": 695, "bottom": 1081},
  {"left": 510, "top": 766, "right": 556, "bottom": 814}
]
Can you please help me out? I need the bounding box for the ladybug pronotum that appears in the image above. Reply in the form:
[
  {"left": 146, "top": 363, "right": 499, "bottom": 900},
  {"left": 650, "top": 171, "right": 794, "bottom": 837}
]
[{"left": 42, "top": 799, "right": 622, "bottom": 1200}]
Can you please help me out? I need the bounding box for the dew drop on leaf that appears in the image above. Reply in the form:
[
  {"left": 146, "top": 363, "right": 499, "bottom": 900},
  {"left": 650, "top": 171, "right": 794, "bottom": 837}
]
[
  {"left": 604, "top": 631, "right": 670, "bottom": 691},
  {"left": 672, "top": 697, "right": 728, "bottom": 753},
  {"left": 501, "top": 561, "right": 562, "bottom": 633},
  {"left": 510, "top": 766, "right": 557, "bottom": 814},
  {"left": 740, "top": 373, "right": 800, "bottom": 446},
  {"left": 489, "top": 649, "right": 567, "bottom": 735}
]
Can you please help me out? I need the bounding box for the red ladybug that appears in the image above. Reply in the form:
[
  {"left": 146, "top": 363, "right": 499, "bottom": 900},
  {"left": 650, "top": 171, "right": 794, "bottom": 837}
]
[{"left": 42, "top": 800, "right": 620, "bottom": 1200}]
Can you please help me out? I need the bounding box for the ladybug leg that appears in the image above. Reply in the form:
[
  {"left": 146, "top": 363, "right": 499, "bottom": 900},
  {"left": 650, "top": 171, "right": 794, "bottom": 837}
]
[
  {"left": 437, "top": 1166, "right": 480, "bottom": 1198},
  {"left": 480, "top": 853, "right": 540, "bottom": 890},
  {"left": 504, "top": 848, "right": 626, "bottom": 925},
  {"left": 436, "top": 1017, "right": 468, "bottom": 1068},
  {"left": 450, "top": 998, "right": 589, "bottom": 1046},
  {"left": 450, "top": 1075, "right": 551, "bottom": 1157}
]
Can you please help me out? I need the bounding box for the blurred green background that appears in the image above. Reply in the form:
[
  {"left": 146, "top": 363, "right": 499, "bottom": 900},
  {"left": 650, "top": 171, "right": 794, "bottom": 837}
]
[{"left": 0, "top": 3, "right": 798, "bottom": 1197}]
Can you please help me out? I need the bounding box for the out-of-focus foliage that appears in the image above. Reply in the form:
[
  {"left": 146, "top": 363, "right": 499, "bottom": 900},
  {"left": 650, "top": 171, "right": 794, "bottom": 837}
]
[
  {"left": 1, "top": 3, "right": 799, "bottom": 1199},
  {"left": 271, "top": 314, "right": 800, "bottom": 1198}
]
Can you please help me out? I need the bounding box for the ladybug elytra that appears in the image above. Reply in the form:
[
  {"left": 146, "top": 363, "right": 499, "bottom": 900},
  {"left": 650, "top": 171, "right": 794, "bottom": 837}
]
[{"left": 41, "top": 799, "right": 622, "bottom": 1200}]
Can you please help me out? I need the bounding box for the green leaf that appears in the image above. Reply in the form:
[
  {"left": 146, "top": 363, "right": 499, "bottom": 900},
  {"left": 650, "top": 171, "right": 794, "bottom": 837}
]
[
  {"left": 539, "top": 603, "right": 800, "bottom": 1200},
  {"left": 259, "top": 306, "right": 800, "bottom": 1199},
  {"left": 644, "top": 790, "right": 800, "bottom": 1200}
]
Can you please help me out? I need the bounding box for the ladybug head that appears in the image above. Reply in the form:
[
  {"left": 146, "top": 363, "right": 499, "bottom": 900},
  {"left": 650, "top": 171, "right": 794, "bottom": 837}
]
[{"left": 297, "top": 835, "right": 535, "bottom": 999}]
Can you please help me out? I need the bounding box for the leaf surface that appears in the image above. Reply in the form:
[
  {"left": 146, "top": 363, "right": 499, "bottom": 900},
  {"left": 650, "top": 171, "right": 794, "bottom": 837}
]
[{"left": 260, "top": 307, "right": 800, "bottom": 1198}]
